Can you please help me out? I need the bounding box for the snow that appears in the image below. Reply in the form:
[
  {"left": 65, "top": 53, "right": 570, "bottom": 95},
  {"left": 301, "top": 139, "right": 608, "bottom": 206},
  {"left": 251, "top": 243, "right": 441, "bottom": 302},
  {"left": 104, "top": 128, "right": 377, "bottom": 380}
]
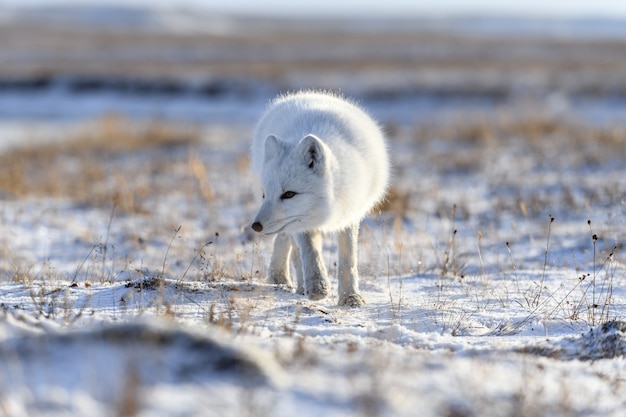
[
  {"left": 1, "top": 6, "right": 626, "bottom": 417},
  {"left": 1, "top": 118, "right": 625, "bottom": 415}
]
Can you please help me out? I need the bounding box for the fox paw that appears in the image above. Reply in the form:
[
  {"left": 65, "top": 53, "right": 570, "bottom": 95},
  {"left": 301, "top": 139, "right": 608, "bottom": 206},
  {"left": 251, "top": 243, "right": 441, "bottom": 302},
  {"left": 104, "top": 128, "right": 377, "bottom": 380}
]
[
  {"left": 339, "top": 293, "right": 366, "bottom": 307},
  {"left": 306, "top": 279, "right": 329, "bottom": 301},
  {"left": 269, "top": 272, "right": 292, "bottom": 287}
]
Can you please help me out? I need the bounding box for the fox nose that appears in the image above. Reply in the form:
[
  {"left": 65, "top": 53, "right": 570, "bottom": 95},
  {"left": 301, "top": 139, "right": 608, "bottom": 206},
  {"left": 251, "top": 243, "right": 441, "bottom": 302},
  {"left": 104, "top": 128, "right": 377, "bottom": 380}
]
[{"left": 251, "top": 222, "right": 263, "bottom": 232}]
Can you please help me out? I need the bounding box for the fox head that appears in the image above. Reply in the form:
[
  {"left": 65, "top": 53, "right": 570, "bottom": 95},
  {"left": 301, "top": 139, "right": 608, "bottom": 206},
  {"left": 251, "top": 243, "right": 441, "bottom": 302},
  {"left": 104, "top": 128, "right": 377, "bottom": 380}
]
[{"left": 251, "top": 134, "right": 333, "bottom": 235}]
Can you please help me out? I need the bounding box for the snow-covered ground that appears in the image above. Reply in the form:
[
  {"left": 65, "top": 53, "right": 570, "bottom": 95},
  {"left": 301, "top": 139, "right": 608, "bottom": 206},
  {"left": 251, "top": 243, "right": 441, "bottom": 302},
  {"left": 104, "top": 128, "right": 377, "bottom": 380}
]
[
  {"left": 1, "top": 115, "right": 624, "bottom": 416},
  {"left": 1, "top": 6, "right": 626, "bottom": 416}
]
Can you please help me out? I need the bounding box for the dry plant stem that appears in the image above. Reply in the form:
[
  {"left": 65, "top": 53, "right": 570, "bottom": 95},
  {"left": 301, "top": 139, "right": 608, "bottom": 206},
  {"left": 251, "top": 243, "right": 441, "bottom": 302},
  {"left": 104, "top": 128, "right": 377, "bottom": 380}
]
[
  {"left": 437, "top": 204, "right": 458, "bottom": 290},
  {"left": 162, "top": 225, "right": 182, "bottom": 278},
  {"left": 588, "top": 220, "right": 598, "bottom": 316},
  {"left": 387, "top": 252, "right": 394, "bottom": 317},
  {"left": 154, "top": 225, "right": 182, "bottom": 313},
  {"left": 506, "top": 241, "right": 522, "bottom": 296},
  {"left": 101, "top": 202, "right": 117, "bottom": 281},
  {"left": 71, "top": 244, "right": 97, "bottom": 284},
  {"left": 534, "top": 215, "right": 554, "bottom": 307},
  {"left": 600, "top": 249, "right": 615, "bottom": 322},
  {"left": 599, "top": 249, "right": 617, "bottom": 322},
  {"left": 385, "top": 244, "right": 404, "bottom": 317},
  {"left": 585, "top": 246, "right": 617, "bottom": 325},
  {"left": 571, "top": 220, "right": 617, "bottom": 325},
  {"left": 180, "top": 241, "right": 213, "bottom": 283}
]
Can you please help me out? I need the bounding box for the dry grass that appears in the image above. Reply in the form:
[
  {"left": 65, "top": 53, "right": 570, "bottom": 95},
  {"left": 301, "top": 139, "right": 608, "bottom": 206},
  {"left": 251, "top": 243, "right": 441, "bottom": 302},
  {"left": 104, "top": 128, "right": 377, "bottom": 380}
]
[
  {"left": 413, "top": 115, "right": 626, "bottom": 148},
  {"left": 4, "top": 113, "right": 621, "bottom": 223},
  {"left": 0, "top": 116, "right": 199, "bottom": 212},
  {"left": 381, "top": 114, "right": 626, "bottom": 224}
]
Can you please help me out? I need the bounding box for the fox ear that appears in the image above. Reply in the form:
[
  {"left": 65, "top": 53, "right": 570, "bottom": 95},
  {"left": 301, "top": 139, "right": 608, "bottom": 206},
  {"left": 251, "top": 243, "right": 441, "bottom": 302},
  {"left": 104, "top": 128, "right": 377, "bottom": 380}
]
[
  {"left": 297, "top": 134, "right": 325, "bottom": 174},
  {"left": 264, "top": 135, "right": 281, "bottom": 162}
]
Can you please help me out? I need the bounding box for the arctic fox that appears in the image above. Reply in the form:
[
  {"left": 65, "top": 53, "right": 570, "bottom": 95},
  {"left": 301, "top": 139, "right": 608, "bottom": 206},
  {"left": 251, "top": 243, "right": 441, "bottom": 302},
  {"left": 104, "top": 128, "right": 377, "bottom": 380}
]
[{"left": 250, "top": 91, "right": 389, "bottom": 307}]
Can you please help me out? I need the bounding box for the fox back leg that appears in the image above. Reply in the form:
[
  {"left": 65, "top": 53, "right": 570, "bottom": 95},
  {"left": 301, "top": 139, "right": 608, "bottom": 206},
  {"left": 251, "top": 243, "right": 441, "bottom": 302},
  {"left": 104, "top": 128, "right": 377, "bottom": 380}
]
[{"left": 337, "top": 223, "right": 366, "bottom": 307}]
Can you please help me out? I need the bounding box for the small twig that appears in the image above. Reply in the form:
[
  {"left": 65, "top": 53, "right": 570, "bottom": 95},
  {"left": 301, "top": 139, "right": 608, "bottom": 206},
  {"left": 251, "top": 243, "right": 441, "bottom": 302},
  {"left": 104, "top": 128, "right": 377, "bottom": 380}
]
[
  {"left": 506, "top": 241, "right": 521, "bottom": 295},
  {"left": 70, "top": 244, "right": 97, "bottom": 284},
  {"left": 180, "top": 241, "right": 213, "bottom": 282},
  {"left": 387, "top": 251, "right": 395, "bottom": 317},
  {"left": 534, "top": 214, "right": 554, "bottom": 307},
  {"left": 162, "top": 225, "right": 182, "bottom": 278},
  {"left": 101, "top": 202, "right": 117, "bottom": 281},
  {"left": 588, "top": 220, "right": 598, "bottom": 323}
]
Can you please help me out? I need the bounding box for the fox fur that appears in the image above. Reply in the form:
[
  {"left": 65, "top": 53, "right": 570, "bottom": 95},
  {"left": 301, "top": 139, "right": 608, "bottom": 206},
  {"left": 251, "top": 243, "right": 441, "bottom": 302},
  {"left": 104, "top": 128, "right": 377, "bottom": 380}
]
[{"left": 250, "top": 91, "right": 389, "bottom": 307}]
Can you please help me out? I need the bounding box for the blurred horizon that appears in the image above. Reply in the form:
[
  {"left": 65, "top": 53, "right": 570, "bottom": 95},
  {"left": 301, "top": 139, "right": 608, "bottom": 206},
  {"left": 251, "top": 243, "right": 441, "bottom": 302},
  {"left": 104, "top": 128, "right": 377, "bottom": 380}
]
[
  {"left": 3, "top": 0, "right": 626, "bottom": 127},
  {"left": 3, "top": 0, "right": 626, "bottom": 19}
]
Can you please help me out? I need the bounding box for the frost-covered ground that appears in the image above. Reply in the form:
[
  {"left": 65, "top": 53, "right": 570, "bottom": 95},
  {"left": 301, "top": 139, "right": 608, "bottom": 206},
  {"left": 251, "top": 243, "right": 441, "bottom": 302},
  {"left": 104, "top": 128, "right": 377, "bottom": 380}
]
[{"left": 1, "top": 6, "right": 626, "bottom": 417}]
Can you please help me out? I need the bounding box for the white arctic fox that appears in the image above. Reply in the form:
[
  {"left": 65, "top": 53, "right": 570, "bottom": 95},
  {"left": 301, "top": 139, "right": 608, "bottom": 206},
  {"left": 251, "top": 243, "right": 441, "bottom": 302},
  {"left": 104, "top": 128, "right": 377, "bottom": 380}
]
[{"left": 250, "top": 91, "right": 389, "bottom": 307}]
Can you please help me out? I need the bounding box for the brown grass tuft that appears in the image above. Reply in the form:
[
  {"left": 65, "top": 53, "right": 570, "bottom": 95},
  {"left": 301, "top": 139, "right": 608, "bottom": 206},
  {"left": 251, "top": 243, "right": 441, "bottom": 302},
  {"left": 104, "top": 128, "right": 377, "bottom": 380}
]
[
  {"left": 376, "top": 187, "right": 410, "bottom": 217},
  {"left": 0, "top": 116, "right": 199, "bottom": 212},
  {"left": 414, "top": 115, "right": 626, "bottom": 148}
]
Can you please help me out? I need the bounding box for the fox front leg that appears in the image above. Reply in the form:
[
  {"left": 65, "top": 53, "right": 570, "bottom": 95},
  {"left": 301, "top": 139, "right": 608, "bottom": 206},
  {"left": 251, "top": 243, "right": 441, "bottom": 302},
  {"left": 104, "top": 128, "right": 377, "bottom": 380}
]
[
  {"left": 290, "top": 239, "right": 305, "bottom": 295},
  {"left": 337, "top": 223, "right": 366, "bottom": 307},
  {"left": 268, "top": 233, "right": 294, "bottom": 287},
  {"left": 295, "top": 230, "right": 329, "bottom": 301}
]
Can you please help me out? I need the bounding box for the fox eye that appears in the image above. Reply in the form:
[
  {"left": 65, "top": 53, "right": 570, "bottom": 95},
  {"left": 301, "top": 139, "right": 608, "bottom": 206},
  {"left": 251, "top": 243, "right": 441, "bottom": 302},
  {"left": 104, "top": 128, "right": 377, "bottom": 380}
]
[{"left": 280, "top": 191, "right": 297, "bottom": 200}]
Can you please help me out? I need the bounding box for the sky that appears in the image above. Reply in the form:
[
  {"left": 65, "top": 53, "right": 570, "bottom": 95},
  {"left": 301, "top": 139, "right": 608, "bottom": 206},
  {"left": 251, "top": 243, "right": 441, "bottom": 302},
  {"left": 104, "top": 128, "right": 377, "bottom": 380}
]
[{"left": 5, "top": 0, "right": 626, "bottom": 18}]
